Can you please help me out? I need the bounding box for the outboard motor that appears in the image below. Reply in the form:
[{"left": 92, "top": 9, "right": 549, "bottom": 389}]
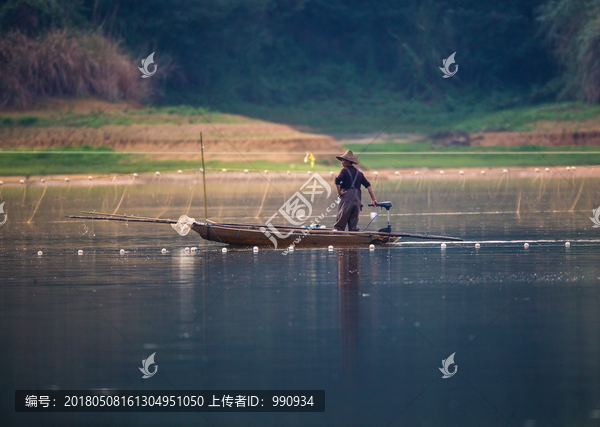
[{"left": 368, "top": 201, "right": 393, "bottom": 233}]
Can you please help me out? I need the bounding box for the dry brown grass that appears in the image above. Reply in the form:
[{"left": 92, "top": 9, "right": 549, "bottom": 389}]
[
  {"left": 0, "top": 121, "right": 343, "bottom": 162},
  {"left": 0, "top": 30, "right": 147, "bottom": 108},
  {"left": 472, "top": 129, "right": 600, "bottom": 147}
]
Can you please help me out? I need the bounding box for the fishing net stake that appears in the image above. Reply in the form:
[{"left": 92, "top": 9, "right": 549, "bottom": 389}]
[{"left": 201, "top": 132, "right": 208, "bottom": 221}]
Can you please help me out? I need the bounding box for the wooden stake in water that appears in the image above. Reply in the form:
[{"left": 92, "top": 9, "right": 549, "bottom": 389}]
[{"left": 201, "top": 133, "right": 208, "bottom": 221}]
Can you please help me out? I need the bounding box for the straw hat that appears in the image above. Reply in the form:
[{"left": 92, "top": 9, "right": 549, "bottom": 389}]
[{"left": 336, "top": 150, "right": 358, "bottom": 164}]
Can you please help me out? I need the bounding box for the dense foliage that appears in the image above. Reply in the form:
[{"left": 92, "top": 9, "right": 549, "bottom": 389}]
[
  {"left": 537, "top": 0, "right": 600, "bottom": 103},
  {"left": 0, "top": 30, "right": 147, "bottom": 107},
  {"left": 0, "top": 0, "right": 598, "bottom": 107}
]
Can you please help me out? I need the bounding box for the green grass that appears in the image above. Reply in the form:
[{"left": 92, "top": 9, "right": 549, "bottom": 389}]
[
  {"left": 0, "top": 146, "right": 326, "bottom": 176},
  {"left": 357, "top": 152, "right": 600, "bottom": 169},
  {"left": 0, "top": 116, "right": 40, "bottom": 127},
  {"left": 1, "top": 100, "right": 598, "bottom": 135},
  {"left": 1, "top": 99, "right": 599, "bottom": 175},
  {"left": 454, "top": 102, "right": 600, "bottom": 133},
  {"left": 349, "top": 142, "right": 600, "bottom": 168},
  {"left": 350, "top": 142, "right": 600, "bottom": 153},
  {"left": 0, "top": 106, "right": 256, "bottom": 128},
  {"left": 346, "top": 142, "right": 600, "bottom": 169},
  {"left": 1, "top": 145, "right": 598, "bottom": 176},
  {"left": 231, "top": 100, "right": 600, "bottom": 135}
]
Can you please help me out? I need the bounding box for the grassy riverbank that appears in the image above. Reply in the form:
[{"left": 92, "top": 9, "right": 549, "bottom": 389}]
[
  {"left": 232, "top": 100, "right": 600, "bottom": 134},
  {"left": 2, "top": 145, "right": 599, "bottom": 176},
  {"left": 1, "top": 99, "right": 600, "bottom": 175},
  {"left": 2, "top": 99, "right": 599, "bottom": 134}
]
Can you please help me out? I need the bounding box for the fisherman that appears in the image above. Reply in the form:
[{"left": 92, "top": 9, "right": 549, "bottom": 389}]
[{"left": 333, "top": 150, "right": 377, "bottom": 231}]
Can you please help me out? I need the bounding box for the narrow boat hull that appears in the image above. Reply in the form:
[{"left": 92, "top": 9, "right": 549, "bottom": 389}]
[
  {"left": 66, "top": 214, "right": 461, "bottom": 246},
  {"left": 192, "top": 223, "right": 394, "bottom": 248}
]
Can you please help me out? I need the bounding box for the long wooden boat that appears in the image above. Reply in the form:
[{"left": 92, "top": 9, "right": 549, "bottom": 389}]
[
  {"left": 67, "top": 212, "right": 463, "bottom": 248},
  {"left": 193, "top": 221, "right": 393, "bottom": 247}
]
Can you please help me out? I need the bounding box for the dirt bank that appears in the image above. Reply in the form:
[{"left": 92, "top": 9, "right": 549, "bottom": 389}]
[
  {"left": 0, "top": 99, "right": 344, "bottom": 162},
  {"left": 473, "top": 129, "right": 600, "bottom": 147},
  {"left": 0, "top": 123, "right": 343, "bottom": 162}
]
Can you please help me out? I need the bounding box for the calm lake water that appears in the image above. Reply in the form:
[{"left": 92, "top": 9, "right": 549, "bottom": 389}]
[{"left": 1, "top": 172, "right": 600, "bottom": 426}]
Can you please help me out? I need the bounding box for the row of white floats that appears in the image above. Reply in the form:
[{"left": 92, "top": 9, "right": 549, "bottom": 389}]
[
  {"left": 216, "top": 167, "right": 579, "bottom": 176},
  {"left": 440, "top": 241, "right": 571, "bottom": 249},
  {"left": 3, "top": 166, "right": 581, "bottom": 185},
  {"left": 35, "top": 241, "right": 572, "bottom": 256}
]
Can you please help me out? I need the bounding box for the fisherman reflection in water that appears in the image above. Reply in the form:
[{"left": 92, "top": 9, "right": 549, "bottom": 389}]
[
  {"left": 338, "top": 249, "right": 361, "bottom": 384},
  {"left": 334, "top": 150, "right": 377, "bottom": 231}
]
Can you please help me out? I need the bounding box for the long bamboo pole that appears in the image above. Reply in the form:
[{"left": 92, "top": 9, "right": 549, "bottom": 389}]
[
  {"left": 200, "top": 132, "right": 208, "bottom": 221},
  {"left": 67, "top": 215, "right": 177, "bottom": 224},
  {"left": 68, "top": 214, "right": 462, "bottom": 241}
]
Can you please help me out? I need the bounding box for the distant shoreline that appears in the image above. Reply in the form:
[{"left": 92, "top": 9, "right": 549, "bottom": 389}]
[{"left": 2, "top": 99, "right": 600, "bottom": 177}]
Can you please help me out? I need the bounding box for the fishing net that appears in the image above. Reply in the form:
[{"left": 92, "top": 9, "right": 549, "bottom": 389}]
[{"left": 171, "top": 215, "right": 196, "bottom": 236}]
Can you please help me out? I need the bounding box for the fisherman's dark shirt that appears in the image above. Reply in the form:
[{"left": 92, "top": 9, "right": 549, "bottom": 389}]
[{"left": 335, "top": 166, "right": 371, "bottom": 190}]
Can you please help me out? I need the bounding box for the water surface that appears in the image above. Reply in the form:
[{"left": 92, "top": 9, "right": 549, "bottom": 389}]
[{"left": 1, "top": 173, "right": 600, "bottom": 426}]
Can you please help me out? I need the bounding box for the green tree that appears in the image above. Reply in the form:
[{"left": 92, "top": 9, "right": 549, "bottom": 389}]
[{"left": 538, "top": 0, "right": 600, "bottom": 103}]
